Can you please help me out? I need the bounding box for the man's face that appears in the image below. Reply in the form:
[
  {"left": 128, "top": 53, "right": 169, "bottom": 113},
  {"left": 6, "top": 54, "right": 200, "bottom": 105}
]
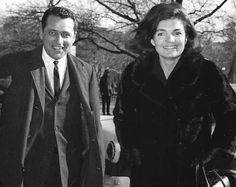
[{"left": 40, "top": 15, "right": 76, "bottom": 60}]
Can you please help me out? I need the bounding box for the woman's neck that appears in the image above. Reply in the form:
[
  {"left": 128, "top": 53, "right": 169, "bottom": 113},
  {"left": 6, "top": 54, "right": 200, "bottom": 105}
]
[{"left": 159, "top": 57, "right": 180, "bottom": 79}]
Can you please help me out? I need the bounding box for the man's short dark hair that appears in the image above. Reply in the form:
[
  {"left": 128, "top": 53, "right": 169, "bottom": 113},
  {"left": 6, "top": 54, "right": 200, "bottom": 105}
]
[{"left": 41, "top": 6, "right": 78, "bottom": 32}]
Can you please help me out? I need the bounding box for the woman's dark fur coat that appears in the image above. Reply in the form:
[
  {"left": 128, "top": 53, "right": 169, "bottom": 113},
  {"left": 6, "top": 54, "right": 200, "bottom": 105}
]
[{"left": 113, "top": 50, "right": 236, "bottom": 187}]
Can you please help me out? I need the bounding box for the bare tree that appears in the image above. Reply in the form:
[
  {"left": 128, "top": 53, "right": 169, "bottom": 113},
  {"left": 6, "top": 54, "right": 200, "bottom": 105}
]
[
  {"left": 0, "top": 0, "right": 231, "bottom": 57},
  {"left": 0, "top": 0, "right": 90, "bottom": 54},
  {"left": 84, "top": 0, "right": 230, "bottom": 57},
  {"left": 47, "top": 0, "right": 63, "bottom": 7},
  {"left": 224, "top": 20, "right": 236, "bottom": 83},
  {"left": 1, "top": 0, "right": 235, "bottom": 76}
]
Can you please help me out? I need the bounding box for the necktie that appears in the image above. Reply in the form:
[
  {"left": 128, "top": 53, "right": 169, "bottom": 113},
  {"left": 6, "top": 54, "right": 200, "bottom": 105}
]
[{"left": 53, "top": 61, "right": 60, "bottom": 97}]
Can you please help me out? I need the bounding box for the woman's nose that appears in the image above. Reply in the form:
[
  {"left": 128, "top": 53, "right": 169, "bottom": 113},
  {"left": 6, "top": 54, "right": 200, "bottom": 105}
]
[{"left": 165, "top": 34, "right": 175, "bottom": 42}]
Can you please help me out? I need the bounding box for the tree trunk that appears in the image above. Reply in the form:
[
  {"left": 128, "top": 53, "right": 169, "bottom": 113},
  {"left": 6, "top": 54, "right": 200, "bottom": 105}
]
[
  {"left": 228, "top": 58, "right": 236, "bottom": 83},
  {"left": 176, "top": 0, "right": 183, "bottom": 4}
]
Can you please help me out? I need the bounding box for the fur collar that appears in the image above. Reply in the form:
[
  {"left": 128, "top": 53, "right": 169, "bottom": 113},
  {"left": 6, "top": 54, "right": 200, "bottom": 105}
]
[
  {"left": 128, "top": 50, "right": 206, "bottom": 107},
  {"left": 131, "top": 50, "right": 205, "bottom": 87}
]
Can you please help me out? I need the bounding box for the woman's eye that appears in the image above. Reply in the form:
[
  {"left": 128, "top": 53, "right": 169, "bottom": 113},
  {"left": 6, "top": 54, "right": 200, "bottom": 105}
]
[
  {"left": 175, "top": 32, "right": 182, "bottom": 36},
  {"left": 156, "top": 32, "right": 164, "bottom": 36}
]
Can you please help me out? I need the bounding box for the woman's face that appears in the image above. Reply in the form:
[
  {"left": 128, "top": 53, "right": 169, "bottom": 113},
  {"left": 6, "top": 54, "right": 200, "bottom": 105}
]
[{"left": 151, "top": 18, "right": 187, "bottom": 63}]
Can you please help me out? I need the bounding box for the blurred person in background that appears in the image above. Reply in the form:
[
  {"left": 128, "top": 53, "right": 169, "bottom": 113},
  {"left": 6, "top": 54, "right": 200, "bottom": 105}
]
[{"left": 100, "top": 68, "right": 114, "bottom": 115}]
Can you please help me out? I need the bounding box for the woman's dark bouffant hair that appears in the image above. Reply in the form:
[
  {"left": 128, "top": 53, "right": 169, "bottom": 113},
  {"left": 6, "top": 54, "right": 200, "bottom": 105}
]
[{"left": 126, "top": 2, "right": 200, "bottom": 55}]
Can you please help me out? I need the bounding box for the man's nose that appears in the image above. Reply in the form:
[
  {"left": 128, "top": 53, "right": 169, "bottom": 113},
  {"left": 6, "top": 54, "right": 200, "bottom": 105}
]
[{"left": 55, "top": 34, "right": 63, "bottom": 44}]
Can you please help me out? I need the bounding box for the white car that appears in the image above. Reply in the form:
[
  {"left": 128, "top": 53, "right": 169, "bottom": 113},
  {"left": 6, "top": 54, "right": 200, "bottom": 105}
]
[{"left": 231, "top": 84, "right": 236, "bottom": 93}]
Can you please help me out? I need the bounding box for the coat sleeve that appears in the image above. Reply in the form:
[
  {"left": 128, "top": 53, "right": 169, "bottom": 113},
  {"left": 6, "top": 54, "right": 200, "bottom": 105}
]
[
  {"left": 207, "top": 62, "right": 236, "bottom": 152},
  {"left": 110, "top": 62, "right": 142, "bottom": 177},
  {"left": 0, "top": 52, "right": 29, "bottom": 105},
  {"left": 0, "top": 54, "right": 15, "bottom": 109},
  {"left": 204, "top": 60, "right": 236, "bottom": 174},
  {"left": 113, "top": 62, "right": 138, "bottom": 150},
  {"left": 89, "top": 67, "right": 106, "bottom": 174}
]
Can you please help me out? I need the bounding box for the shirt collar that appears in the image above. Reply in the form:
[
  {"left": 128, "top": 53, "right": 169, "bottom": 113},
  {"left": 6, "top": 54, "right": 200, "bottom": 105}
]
[{"left": 42, "top": 47, "right": 67, "bottom": 68}]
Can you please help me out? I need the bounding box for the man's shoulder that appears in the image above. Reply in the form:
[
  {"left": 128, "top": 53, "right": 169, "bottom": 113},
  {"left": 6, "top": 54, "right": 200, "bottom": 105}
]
[{"left": 68, "top": 53, "right": 93, "bottom": 70}]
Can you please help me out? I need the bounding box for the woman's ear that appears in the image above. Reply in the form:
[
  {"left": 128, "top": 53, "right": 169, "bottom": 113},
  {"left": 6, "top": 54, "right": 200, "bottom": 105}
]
[{"left": 150, "top": 39, "right": 155, "bottom": 46}]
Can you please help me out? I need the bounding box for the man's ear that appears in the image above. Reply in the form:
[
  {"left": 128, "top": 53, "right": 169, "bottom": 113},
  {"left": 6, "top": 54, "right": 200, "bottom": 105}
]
[
  {"left": 150, "top": 39, "right": 155, "bottom": 46},
  {"left": 72, "top": 32, "right": 77, "bottom": 43}
]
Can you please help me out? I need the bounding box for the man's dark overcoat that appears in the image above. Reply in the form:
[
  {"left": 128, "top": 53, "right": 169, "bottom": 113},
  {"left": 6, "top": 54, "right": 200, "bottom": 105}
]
[
  {"left": 113, "top": 50, "right": 236, "bottom": 187},
  {"left": 99, "top": 71, "right": 113, "bottom": 97},
  {"left": 0, "top": 47, "right": 105, "bottom": 187}
]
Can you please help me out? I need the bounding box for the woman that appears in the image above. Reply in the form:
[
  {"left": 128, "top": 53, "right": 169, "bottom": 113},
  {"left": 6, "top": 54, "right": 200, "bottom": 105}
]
[{"left": 113, "top": 2, "right": 236, "bottom": 187}]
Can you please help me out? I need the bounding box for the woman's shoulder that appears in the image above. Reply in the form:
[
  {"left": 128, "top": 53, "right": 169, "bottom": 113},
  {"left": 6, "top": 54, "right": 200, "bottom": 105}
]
[
  {"left": 123, "top": 60, "right": 138, "bottom": 74},
  {"left": 200, "top": 57, "right": 231, "bottom": 92},
  {"left": 185, "top": 51, "right": 221, "bottom": 76},
  {"left": 200, "top": 57, "right": 224, "bottom": 78},
  {"left": 201, "top": 57, "right": 218, "bottom": 69}
]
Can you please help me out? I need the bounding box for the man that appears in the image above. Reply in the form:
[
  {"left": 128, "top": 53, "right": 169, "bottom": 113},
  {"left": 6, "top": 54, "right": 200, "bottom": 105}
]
[
  {"left": 0, "top": 6, "right": 105, "bottom": 187},
  {"left": 99, "top": 69, "right": 114, "bottom": 115}
]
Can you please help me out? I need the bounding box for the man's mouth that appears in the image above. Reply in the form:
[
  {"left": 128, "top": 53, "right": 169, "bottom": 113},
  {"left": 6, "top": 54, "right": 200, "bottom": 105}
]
[{"left": 53, "top": 46, "right": 64, "bottom": 50}]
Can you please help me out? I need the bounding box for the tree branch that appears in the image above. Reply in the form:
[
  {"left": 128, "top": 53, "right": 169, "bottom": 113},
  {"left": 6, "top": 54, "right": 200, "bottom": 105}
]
[
  {"left": 89, "top": 38, "right": 137, "bottom": 58},
  {"left": 194, "top": 0, "right": 228, "bottom": 24},
  {"left": 93, "top": 0, "right": 139, "bottom": 23}
]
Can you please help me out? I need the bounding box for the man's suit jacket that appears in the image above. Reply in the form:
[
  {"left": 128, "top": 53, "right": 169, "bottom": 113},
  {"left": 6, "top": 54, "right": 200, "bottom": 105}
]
[{"left": 0, "top": 46, "right": 105, "bottom": 187}]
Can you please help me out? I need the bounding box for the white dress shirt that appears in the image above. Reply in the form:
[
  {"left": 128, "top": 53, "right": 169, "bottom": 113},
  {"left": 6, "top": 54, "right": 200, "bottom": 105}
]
[{"left": 42, "top": 47, "right": 67, "bottom": 93}]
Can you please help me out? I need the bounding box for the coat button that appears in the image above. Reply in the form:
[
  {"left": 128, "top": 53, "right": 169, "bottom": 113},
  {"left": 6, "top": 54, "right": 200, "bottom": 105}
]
[
  {"left": 168, "top": 96, "right": 173, "bottom": 100},
  {"left": 33, "top": 104, "right": 40, "bottom": 110},
  {"left": 177, "top": 118, "right": 181, "bottom": 122},
  {"left": 22, "top": 167, "right": 25, "bottom": 176},
  {"left": 54, "top": 126, "right": 62, "bottom": 132},
  {"left": 27, "top": 135, "right": 32, "bottom": 142}
]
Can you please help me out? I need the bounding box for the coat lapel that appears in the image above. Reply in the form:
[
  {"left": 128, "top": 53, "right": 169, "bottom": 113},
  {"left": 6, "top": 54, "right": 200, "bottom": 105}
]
[
  {"left": 28, "top": 47, "right": 45, "bottom": 112},
  {"left": 67, "top": 54, "right": 91, "bottom": 157},
  {"left": 67, "top": 54, "right": 90, "bottom": 111},
  {"left": 45, "top": 71, "right": 54, "bottom": 98},
  {"left": 132, "top": 54, "right": 168, "bottom": 108}
]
